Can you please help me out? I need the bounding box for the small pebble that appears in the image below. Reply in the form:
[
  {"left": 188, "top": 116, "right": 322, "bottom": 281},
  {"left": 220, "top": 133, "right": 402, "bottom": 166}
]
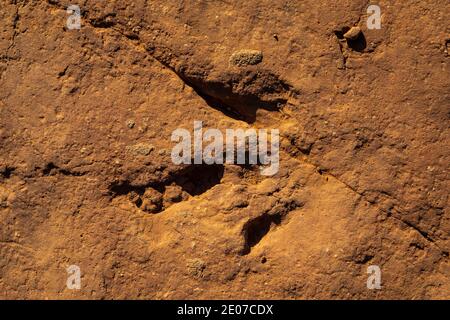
[{"left": 126, "top": 119, "right": 135, "bottom": 129}]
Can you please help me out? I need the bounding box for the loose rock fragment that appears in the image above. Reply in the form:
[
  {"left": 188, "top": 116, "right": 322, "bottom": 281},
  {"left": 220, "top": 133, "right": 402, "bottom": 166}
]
[
  {"left": 344, "top": 27, "right": 361, "bottom": 40},
  {"left": 187, "top": 258, "right": 206, "bottom": 278},
  {"left": 126, "top": 143, "right": 154, "bottom": 156},
  {"left": 126, "top": 119, "right": 135, "bottom": 129},
  {"left": 141, "top": 187, "right": 163, "bottom": 213},
  {"left": 127, "top": 191, "right": 141, "bottom": 205},
  {"left": 163, "top": 185, "right": 185, "bottom": 205},
  {"left": 229, "top": 49, "right": 263, "bottom": 66}
]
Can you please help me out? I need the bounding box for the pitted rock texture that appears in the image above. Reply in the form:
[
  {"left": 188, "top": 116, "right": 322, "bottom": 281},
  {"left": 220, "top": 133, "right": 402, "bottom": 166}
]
[{"left": 0, "top": 0, "right": 448, "bottom": 299}]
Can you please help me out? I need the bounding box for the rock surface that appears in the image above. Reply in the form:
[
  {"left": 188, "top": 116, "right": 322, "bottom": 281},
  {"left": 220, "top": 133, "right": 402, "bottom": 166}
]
[{"left": 0, "top": 0, "right": 448, "bottom": 299}]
